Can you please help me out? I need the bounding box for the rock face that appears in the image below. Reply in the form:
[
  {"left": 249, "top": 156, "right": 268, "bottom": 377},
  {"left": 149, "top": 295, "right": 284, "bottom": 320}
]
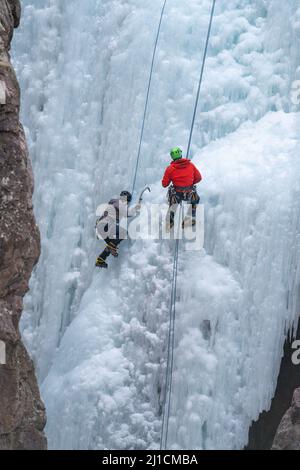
[
  {"left": 272, "top": 388, "right": 300, "bottom": 450},
  {"left": 0, "top": 0, "right": 47, "bottom": 450},
  {"left": 247, "top": 322, "right": 300, "bottom": 449}
]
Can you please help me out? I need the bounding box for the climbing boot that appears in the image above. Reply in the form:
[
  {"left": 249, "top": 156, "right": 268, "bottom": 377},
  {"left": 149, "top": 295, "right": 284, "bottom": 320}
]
[{"left": 95, "top": 257, "right": 108, "bottom": 269}]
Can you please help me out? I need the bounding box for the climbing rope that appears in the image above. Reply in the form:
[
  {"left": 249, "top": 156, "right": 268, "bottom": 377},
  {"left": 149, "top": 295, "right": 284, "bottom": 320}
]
[
  {"left": 186, "top": 0, "right": 216, "bottom": 159},
  {"left": 160, "top": 0, "right": 216, "bottom": 450},
  {"left": 131, "top": 0, "right": 168, "bottom": 195},
  {"left": 160, "top": 204, "right": 182, "bottom": 450}
]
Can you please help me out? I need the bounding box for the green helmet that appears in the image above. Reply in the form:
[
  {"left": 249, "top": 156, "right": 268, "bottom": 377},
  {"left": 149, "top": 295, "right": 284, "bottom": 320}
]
[{"left": 170, "top": 147, "right": 183, "bottom": 160}]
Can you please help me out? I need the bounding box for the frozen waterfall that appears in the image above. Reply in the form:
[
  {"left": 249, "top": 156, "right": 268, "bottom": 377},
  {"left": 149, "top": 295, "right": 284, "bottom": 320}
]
[{"left": 12, "top": 0, "right": 300, "bottom": 449}]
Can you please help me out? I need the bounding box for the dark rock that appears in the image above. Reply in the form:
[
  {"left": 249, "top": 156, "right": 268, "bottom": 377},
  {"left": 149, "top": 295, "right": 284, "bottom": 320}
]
[
  {"left": 0, "top": 0, "right": 47, "bottom": 450},
  {"left": 272, "top": 388, "right": 300, "bottom": 450},
  {"left": 247, "top": 321, "right": 300, "bottom": 450}
]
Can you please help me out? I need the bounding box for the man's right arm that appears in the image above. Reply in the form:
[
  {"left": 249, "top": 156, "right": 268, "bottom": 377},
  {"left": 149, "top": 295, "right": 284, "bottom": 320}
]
[
  {"left": 128, "top": 203, "right": 141, "bottom": 218},
  {"left": 162, "top": 167, "right": 171, "bottom": 188}
]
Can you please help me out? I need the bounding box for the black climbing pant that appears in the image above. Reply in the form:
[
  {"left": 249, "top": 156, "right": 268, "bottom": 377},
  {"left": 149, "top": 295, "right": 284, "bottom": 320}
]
[
  {"left": 98, "top": 237, "right": 122, "bottom": 261},
  {"left": 167, "top": 186, "right": 200, "bottom": 225}
]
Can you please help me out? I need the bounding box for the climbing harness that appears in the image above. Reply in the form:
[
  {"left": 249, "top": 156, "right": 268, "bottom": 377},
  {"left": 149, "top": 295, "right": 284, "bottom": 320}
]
[
  {"left": 160, "top": 0, "right": 217, "bottom": 450},
  {"left": 168, "top": 185, "right": 200, "bottom": 205}
]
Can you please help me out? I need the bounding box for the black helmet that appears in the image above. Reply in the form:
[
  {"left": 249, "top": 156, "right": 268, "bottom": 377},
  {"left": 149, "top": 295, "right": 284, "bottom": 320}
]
[{"left": 120, "top": 190, "right": 132, "bottom": 203}]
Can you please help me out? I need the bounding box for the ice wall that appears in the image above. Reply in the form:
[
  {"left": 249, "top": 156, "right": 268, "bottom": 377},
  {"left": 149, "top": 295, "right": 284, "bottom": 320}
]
[{"left": 13, "top": 0, "right": 300, "bottom": 449}]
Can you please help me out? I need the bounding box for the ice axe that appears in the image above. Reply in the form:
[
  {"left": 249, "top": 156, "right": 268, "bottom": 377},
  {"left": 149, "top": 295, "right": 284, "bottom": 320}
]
[{"left": 138, "top": 186, "right": 151, "bottom": 204}]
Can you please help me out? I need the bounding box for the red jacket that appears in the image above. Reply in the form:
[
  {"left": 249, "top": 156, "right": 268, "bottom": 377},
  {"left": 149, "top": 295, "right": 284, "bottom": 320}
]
[{"left": 162, "top": 158, "right": 202, "bottom": 189}]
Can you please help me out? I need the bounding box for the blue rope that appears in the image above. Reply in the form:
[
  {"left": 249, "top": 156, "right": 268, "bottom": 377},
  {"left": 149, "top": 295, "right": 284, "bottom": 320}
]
[
  {"left": 186, "top": 0, "right": 216, "bottom": 159},
  {"left": 160, "top": 0, "right": 216, "bottom": 450},
  {"left": 131, "top": 0, "right": 168, "bottom": 195},
  {"left": 160, "top": 205, "right": 182, "bottom": 450}
]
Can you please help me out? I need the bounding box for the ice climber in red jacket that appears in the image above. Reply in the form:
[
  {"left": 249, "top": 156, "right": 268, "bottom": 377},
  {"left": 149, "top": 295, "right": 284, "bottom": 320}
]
[{"left": 162, "top": 147, "right": 202, "bottom": 231}]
